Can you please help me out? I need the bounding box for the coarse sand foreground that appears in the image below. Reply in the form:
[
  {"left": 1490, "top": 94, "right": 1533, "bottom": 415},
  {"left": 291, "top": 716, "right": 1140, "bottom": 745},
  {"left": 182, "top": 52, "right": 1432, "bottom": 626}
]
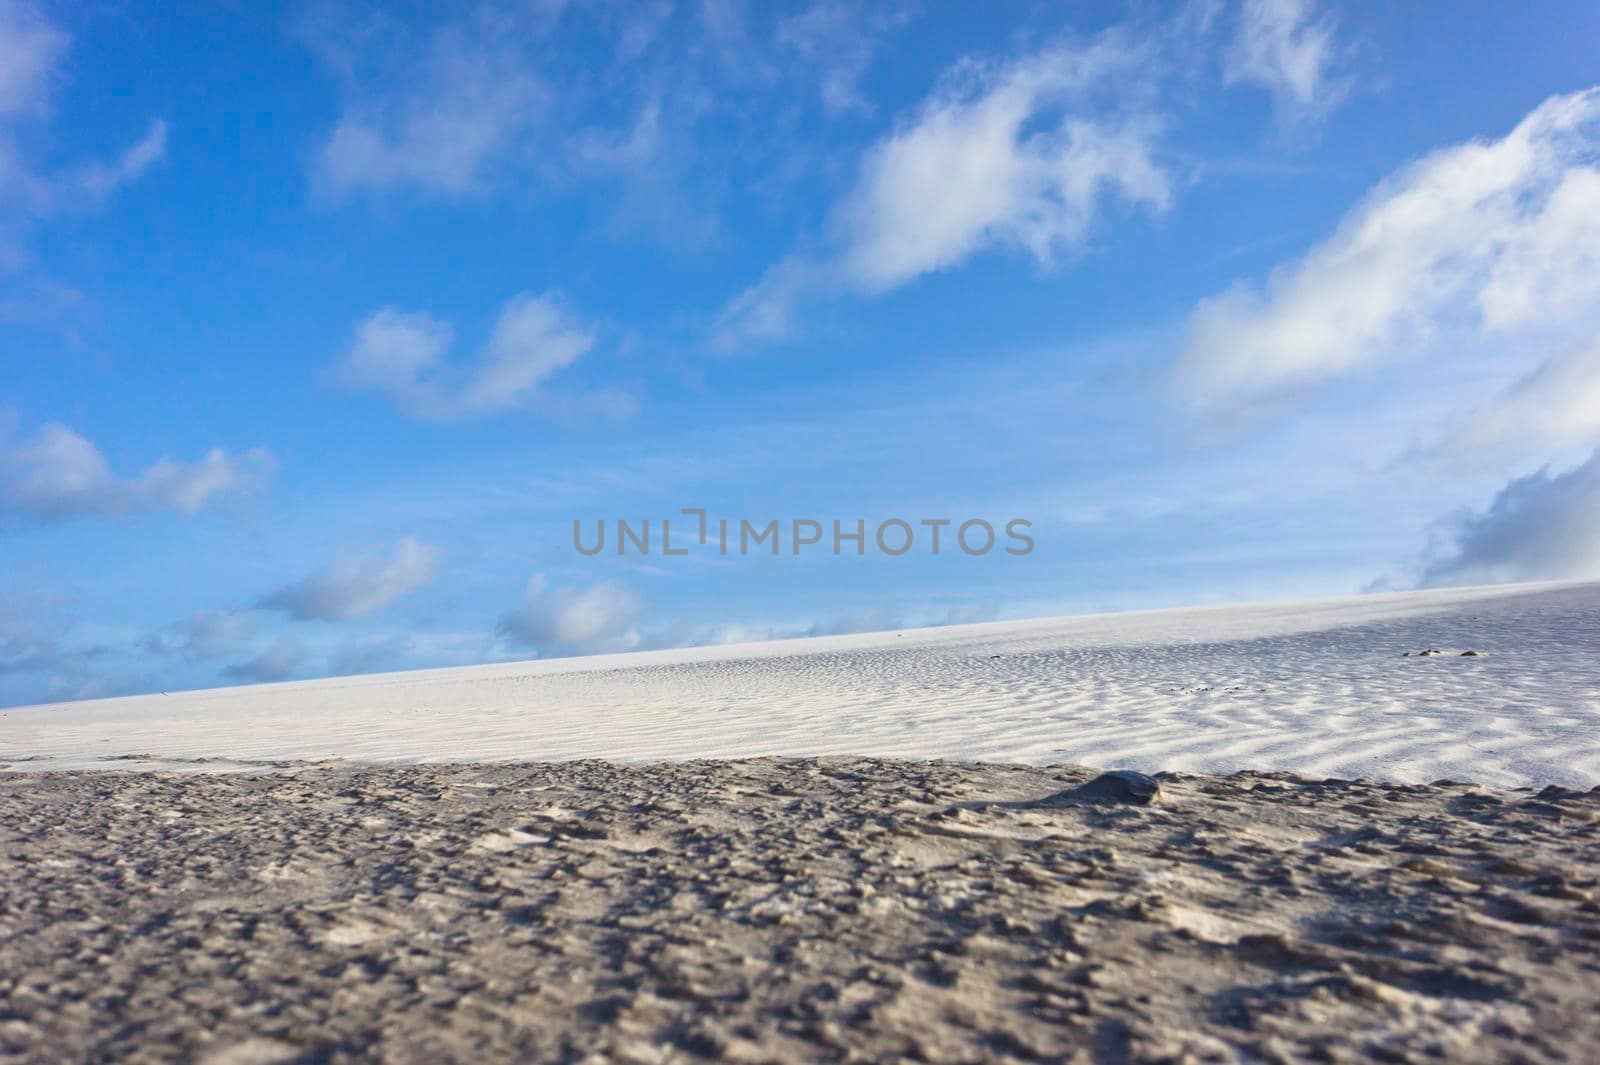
[{"left": 3, "top": 757, "right": 1598, "bottom": 1064}]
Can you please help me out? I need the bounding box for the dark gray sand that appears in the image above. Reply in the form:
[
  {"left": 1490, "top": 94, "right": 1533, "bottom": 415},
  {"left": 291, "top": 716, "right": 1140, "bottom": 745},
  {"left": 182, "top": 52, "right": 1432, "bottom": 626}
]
[{"left": 2, "top": 758, "right": 1598, "bottom": 1064}]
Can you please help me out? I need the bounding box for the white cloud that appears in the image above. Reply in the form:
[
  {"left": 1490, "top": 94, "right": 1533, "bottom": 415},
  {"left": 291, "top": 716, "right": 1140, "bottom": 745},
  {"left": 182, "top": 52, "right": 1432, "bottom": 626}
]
[
  {"left": 0, "top": 586, "right": 110, "bottom": 706},
  {"left": 321, "top": 627, "right": 521, "bottom": 676},
  {"left": 465, "top": 295, "right": 595, "bottom": 411},
  {"left": 326, "top": 633, "right": 418, "bottom": 677},
  {"left": 1224, "top": 0, "right": 1345, "bottom": 120},
  {"left": 1173, "top": 88, "right": 1600, "bottom": 417},
  {"left": 1, "top": 1, "right": 167, "bottom": 295},
  {"left": 0, "top": 423, "right": 273, "bottom": 522},
  {"left": 1477, "top": 165, "right": 1600, "bottom": 329},
  {"left": 572, "top": 99, "right": 664, "bottom": 170},
  {"left": 715, "top": 28, "right": 1172, "bottom": 347},
  {"left": 143, "top": 610, "right": 254, "bottom": 660},
  {"left": 606, "top": 0, "right": 672, "bottom": 65},
  {"left": 710, "top": 253, "right": 823, "bottom": 350},
  {"left": 695, "top": 621, "right": 781, "bottom": 646},
  {"left": 498, "top": 575, "right": 643, "bottom": 655},
  {"left": 633, "top": 597, "right": 1003, "bottom": 654},
  {"left": 337, "top": 307, "right": 453, "bottom": 398},
  {"left": 0, "top": 1, "right": 167, "bottom": 208},
  {"left": 306, "top": 5, "right": 551, "bottom": 198},
  {"left": 1, "top": 114, "right": 170, "bottom": 220},
  {"left": 1434, "top": 337, "right": 1600, "bottom": 459},
  {"left": 775, "top": 1, "right": 911, "bottom": 116},
  {"left": 261, "top": 537, "right": 440, "bottom": 622},
  {"left": 0, "top": 0, "right": 65, "bottom": 118},
  {"left": 300, "top": 0, "right": 916, "bottom": 244},
  {"left": 803, "top": 606, "right": 902, "bottom": 637},
  {"left": 0, "top": 595, "right": 67, "bottom": 676},
  {"left": 225, "top": 638, "right": 306, "bottom": 683},
  {"left": 302, "top": 0, "right": 713, "bottom": 237},
  {"left": 1420, "top": 451, "right": 1600, "bottom": 587},
  {"left": 74, "top": 120, "right": 169, "bottom": 199},
  {"left": 839, "top": 36, "right": 1169, "bottom": 292},
  {"left": 333, "top": 293, "right": 595, "bottom": 420}
]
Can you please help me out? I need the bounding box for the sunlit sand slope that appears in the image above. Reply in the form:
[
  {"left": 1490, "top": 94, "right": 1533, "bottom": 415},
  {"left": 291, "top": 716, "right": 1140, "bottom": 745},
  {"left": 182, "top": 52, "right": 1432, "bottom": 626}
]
[{"left": 4, "top": 581, "right": 1598, "bottom": 787}]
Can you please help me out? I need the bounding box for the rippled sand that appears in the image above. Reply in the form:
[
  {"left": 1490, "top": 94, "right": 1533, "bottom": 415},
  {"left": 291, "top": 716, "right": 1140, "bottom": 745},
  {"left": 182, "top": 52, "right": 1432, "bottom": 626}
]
[
  {"left": 3, "top": 758, "right": 1597, "bottom": 1064},
  {"left": 6, "top": 582, "right": 1600, "bottom": 789}
]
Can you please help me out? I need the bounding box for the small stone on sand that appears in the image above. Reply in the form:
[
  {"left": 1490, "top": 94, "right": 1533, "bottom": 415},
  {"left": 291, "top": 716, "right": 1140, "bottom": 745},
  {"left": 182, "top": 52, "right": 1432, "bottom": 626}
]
[{"left": 1049, "top": 769, "right": 1162, "bottom": 806}]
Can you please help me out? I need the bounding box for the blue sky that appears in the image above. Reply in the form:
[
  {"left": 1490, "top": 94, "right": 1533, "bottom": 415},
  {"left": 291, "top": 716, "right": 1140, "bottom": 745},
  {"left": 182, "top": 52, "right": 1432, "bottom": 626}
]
[{"left": 4, "top": 0, "right": 1600, "bottom": 705}]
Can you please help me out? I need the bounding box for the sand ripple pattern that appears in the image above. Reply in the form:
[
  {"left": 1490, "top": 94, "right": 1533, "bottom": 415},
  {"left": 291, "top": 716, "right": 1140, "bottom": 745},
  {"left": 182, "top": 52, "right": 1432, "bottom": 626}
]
[{"left": 3, "top": 582, "right": 1599, "bottom": 787}]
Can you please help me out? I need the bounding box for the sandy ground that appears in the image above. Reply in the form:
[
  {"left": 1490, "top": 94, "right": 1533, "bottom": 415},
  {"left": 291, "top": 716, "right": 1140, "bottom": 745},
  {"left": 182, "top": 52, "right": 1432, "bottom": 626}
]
[
  {"left": 5, "top": 581, "right": 1598, "bottom": 789},
  {"left": 3, "top": 757, "right": 1598, "bottom": 1064}
]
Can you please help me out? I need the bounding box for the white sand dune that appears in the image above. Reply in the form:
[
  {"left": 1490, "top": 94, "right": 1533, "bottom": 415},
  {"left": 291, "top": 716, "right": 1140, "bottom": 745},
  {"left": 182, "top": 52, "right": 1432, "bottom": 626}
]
[{"left": 4, "top": 580, "right": 1598, "bottom": 787}]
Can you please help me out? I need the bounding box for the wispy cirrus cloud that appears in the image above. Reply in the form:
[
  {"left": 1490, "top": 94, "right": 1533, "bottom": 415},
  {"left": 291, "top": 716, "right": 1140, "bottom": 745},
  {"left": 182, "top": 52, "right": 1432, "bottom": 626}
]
[
  {"left": 72, "top": 121, "right": 169, "bottom": 200},
  {"left": 0, "top": 0, "right": 65, "bottom": 120},
  {"left": 261, "top": 537, "right": 440, "bottom": 622},
  {"left": 304, "top": 3, "right": 554, "bottom": 199},
  {"left": 0, "top": 422, "right": 273, "bottom": 523},
  {"left": 1224, "top": 0, "right": 1347, "bottom": 122},
  {"left": 300, "top": 0, "right": 918, "bottom": 255},
  {"left": 711, "top": 254, "right": 823, "bottom": 350},
  {"left": 331, "top": 293, "right": 596, "bottom": 420},
  {"left": 0, "top": 0, "right": 165, "bottom": 336},
  {"left": 0, "top": 1, "right": 167, "bottom": 254},
  {"left": 774, "top": 1, "right": 914, "bottom": 116}
]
